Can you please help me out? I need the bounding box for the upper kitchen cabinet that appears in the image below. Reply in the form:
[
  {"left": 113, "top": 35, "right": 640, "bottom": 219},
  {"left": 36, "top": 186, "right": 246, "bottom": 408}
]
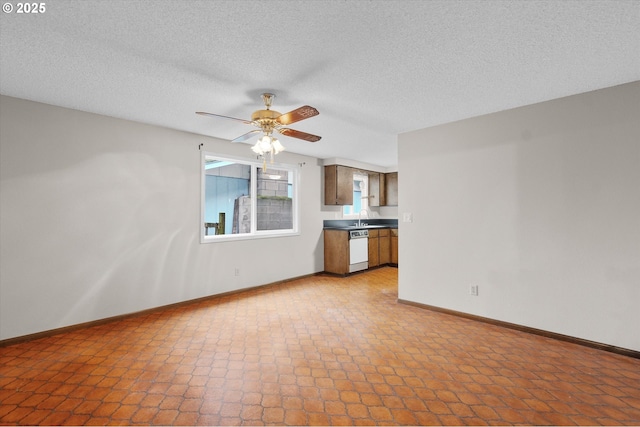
[
  {"left": 370, "top": 171, "right": 398, "bottom": 206},
  {"left": 324, "top": 165, "right": 354, "bottom": 205},
  {"left": 385, "top": 172, "right": 398, "bottom": 206},
  {"left": 325, "top": 164, "right": 398, "bottom": 206},
  {"left": 368, "top": 173, "right": 385, "bottom": 207}
]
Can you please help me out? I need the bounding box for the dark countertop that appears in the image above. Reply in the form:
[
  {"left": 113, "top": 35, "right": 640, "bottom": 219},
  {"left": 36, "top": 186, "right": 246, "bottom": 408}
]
[
  {"left": 323, "top": 225, "right": 393, "bottom": 231},
  {"left": 323, "top": 219, "right": 398, "bottom": 231}
]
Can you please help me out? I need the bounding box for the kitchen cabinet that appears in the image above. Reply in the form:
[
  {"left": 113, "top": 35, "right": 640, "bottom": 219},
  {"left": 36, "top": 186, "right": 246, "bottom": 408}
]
[
  {"left": 379, "top": 228, "right": 391, "bottom": 265},
  {"left": 324, "top": 229, "right": 349, "bottom": 275},
  {"left": 324, "top": 165, "right": 354, "bottom": 205},
  {"left": 324, "top": 226, "right": 396, "bottom": 274},
  {"left": 390, "top": 228, "right": 398, "bottom": 265},
  {"left": 368, "top": 173, "right": 386, "bottom": 207},
  {"left": 325, "top": 164, "right": 398, "bottom": 207},
  {"left": 367, "top": 228, "right": 392, "bottom": 268},
  {"left": 385, "top": 172, "right": 398, "bottom": 206},
  {"left": 369, "top": 172, "right": 399, "bottom": 207},
  {"left": 368, "top": 229, "right": 379, "bottom": 267}
]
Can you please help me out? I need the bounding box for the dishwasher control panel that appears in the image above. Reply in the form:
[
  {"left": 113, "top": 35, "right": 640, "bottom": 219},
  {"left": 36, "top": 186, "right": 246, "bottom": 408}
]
[{"left": 349, "top": 230, "right": 369, "bottom": 239}]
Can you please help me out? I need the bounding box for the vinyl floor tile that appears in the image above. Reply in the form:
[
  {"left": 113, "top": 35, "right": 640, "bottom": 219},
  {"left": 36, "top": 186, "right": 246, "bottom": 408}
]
[{"left": 1, "top": 267, "right": 639, "bottom": 425}]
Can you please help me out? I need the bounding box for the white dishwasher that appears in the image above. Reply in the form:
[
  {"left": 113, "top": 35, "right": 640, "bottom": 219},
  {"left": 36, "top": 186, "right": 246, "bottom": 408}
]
[{"left": 348, "top": 229, "right": 369, "bottom": 273}]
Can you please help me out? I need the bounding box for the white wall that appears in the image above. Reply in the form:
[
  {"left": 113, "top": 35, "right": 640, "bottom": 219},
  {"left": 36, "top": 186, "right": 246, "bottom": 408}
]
[
  {"left": 0, "top": 95, "right": 331, "bottom": 340},
  {"left": 398, "top": 82, "right": 640, "bottom": 352}
]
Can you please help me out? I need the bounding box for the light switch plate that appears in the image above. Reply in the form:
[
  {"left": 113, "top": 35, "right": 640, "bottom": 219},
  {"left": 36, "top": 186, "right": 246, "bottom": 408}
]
[{"left": 403, "top": 212, "right": 413, "bottom": 223}]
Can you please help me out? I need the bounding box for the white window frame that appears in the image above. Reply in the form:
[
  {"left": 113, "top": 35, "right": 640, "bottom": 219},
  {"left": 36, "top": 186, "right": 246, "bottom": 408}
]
[{"left": 201, "top": 151, "right": 300, "bottom": 243}]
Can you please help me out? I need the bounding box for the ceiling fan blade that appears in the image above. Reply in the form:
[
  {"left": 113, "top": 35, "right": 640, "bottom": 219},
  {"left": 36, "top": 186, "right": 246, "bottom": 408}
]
[
  {"left": 232, "top": 130, "right": 261, "bottom": 143},
  {"left": 278, "top": 128, "right": 322, "bottom": 142},
  {"left": 276, "top": 105, "right": 319, "bottom": 125},
  {"left": 196, "top": 111, "right": 252, "bottom": 124}
]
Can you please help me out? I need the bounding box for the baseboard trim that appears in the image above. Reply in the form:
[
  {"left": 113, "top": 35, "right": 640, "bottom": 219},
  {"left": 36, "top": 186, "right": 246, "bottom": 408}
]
[
  {"left": 0, "top": 273, "right": 320, "bottom": 348},
  {"left": 397, "top": 299, "right": 640, "bottom": 360}
]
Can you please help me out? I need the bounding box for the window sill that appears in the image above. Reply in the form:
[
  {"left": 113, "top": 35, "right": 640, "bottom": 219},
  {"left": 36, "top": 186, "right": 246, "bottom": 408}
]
[{"left": 201, "top": 230, "right": 300, "bottom": 244}]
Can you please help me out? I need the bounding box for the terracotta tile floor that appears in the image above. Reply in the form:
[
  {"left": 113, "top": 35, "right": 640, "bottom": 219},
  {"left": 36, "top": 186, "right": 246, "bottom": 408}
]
[{"left": 1, "top": 267, "right": 639, "bottom": 426}]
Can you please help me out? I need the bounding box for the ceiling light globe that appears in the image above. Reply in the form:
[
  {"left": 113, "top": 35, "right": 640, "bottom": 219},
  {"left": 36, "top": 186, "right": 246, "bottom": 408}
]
[
  {"left": 259, "top": 135, "right": 272, "bottom": 151},
  {"left": 272, "top": 139, "right": 285, "bottom": 154},
  {"left": 251, "top": 142, "right": 264, "bottom": 155}
]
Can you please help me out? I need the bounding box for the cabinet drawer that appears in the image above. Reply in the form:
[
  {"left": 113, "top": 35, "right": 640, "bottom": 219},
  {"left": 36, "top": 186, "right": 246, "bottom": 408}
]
[{"left": 379, "top": 228, "right": 390, "bottom": 237}]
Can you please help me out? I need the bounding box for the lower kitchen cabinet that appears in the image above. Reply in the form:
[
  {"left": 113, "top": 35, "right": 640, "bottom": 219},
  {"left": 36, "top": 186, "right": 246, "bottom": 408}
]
[
  {"left": 391, "top": 228, "right": 398, "bottom": 265},
  {"left": 368, "top": 230, "right": 379, "bottom": 267},
  {"left": 324, "top": 229, "right": 349, "bottom": 275},
  {"left": 379, "top": 228, "right": 391, "bottom": 265},
  {"left": 324, "top": 227, "right": 397, "bottom": 275},
  {"left": 367, "top": 229, "right": 392, "bottom": 269}
]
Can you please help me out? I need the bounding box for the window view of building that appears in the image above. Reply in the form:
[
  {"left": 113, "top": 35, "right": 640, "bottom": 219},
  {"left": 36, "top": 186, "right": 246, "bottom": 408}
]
[
  {"left": 256, "top": 167, "right": 293, "bottom": 231},
  {"left": 203, "top": 155, "right": 298, "bottom": 240}
]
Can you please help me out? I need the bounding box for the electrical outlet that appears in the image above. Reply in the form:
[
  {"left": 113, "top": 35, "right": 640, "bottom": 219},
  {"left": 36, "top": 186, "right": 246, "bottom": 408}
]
[{"left": 470, "top": 285, "right": 479, "bottom": 296}]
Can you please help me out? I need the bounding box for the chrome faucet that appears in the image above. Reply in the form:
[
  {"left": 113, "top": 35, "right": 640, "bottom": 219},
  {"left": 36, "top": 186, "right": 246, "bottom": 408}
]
[{"left": 355, "top": 209, "right": 369, "bottom": 227}]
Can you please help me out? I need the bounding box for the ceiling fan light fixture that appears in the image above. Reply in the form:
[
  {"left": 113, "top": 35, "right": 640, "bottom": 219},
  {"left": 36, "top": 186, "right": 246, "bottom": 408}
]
[{"left": 251, "top": 135, "right": 285, "bottom": 156}]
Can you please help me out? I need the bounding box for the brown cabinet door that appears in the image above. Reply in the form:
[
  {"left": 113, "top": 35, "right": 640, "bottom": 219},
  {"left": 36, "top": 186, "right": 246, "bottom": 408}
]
[
  {"left": 324, "top": 165, "right": 338, "bottom": 205},
  {"left": 379, "top": 231, "right": 391, "bottom": 265},
  {"left": 324, "top": 229, "right": 349, "bottom": 274},
  {"left": 367, "top": 230, "right": 379, "bottom": 268},
  {"left": 368, "top": 172, "right": 387, "bottom": 207},
  {"left": 385, "top": 172, "right": 398, "bottom": 206},
  {"left": 324, "top": 165, "right": 354, "bottom": 205},
  {"left": 390, "top": 228, "right": 398, "bottom": 265},
  {"left": 379, "top": 173, "right": 387, "bottom": 206},
  {"left": 368, "top": 236, "right": 379, "bottom": 267},
  {"left": 336, "top": 165, "right": 354, "bottom": 205}
]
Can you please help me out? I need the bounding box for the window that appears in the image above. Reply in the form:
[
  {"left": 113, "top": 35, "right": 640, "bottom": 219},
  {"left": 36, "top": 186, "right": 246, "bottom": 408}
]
[
  {"left": 343, "top": 172, "right": 369, "bottom": 217},
  {"left": 202, "top": 153, "right": 299, "bottom": 242}
]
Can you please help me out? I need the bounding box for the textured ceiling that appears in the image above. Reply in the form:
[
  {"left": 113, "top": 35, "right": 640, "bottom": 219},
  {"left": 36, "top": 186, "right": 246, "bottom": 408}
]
[{"left": 1, "top": 0, "right": 639, "bottom": 168}]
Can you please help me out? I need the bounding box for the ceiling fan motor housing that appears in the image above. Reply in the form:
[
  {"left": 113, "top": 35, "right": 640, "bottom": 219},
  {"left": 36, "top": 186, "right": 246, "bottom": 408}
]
[
  {"left": 251, "top": 109, "right": 281, "bottom": 134},
  {"left": 251, "top": 109, "right": 281, "bottom": 121}
]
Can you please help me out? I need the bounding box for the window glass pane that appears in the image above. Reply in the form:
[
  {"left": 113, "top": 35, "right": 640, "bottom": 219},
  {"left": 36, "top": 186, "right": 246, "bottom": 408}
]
[
  {"left": 202, "top": 153, "right": 298, "bottom": 241},
  {"left": 204, "top": 159, "right": 251, "bottom": 235},
  {"left": 257, "top": 167, "right": 293, "bottom": 231}
]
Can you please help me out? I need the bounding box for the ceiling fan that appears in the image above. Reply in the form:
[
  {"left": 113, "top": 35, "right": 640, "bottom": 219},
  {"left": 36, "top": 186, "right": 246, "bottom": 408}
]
[{"left": 196, "top": 93, "right": 321, "bottom": 145}]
